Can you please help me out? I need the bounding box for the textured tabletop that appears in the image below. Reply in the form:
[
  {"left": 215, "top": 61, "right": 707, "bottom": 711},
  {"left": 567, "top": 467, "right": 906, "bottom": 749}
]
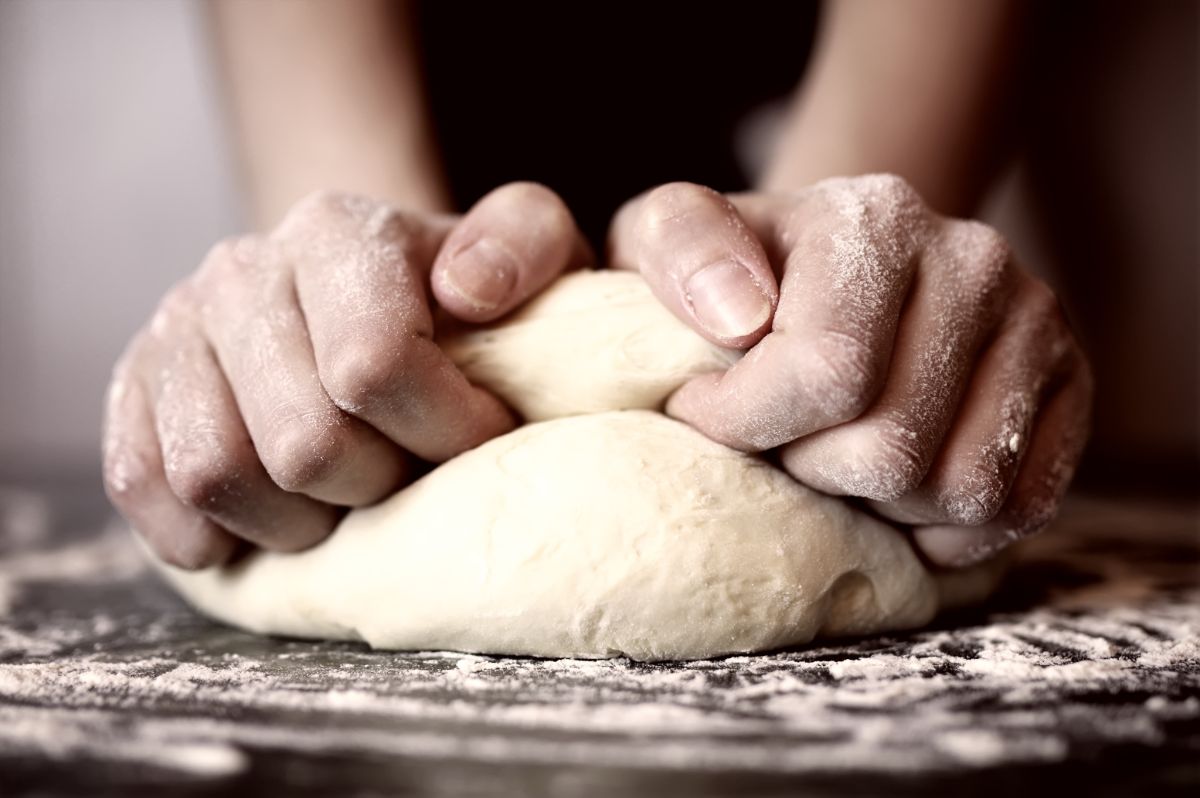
[{"left": 0, "top": 483, "right": 1197, "bottom": 797}]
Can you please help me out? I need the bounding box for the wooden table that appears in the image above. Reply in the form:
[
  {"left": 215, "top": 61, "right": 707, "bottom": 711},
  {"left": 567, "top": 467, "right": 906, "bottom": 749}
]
[{"left": 1, "top": 478, "right": 1196, "bottom": 797}]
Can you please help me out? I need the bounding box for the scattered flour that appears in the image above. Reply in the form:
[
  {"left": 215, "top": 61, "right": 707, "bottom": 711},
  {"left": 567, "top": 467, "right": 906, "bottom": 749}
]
[
  {"left": 0, "top": 593, "right": 1195, "bottom": 776},
  {"left": 1, "top": 496, "right": 1195, "bottom": 778},
  {"left": 0, "top": 520, "right": 145, "bottom": 622}
]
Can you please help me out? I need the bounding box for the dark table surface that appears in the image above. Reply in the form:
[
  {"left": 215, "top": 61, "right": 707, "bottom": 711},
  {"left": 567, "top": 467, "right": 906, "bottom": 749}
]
[{"left": 0, "top": 477, "right": 1197, "bottom": 797}]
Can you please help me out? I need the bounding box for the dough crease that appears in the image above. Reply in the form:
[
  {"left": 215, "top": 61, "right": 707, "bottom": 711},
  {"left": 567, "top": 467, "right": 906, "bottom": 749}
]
[{"left": 156, "top": 271, "right": 1002, "bottom": 661}]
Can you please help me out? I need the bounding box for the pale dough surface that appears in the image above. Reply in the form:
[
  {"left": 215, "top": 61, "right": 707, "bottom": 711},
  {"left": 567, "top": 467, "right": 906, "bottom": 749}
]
[
  {"left": 158, "top": 270, "right": 1002, "bottom": 661},
  {"left": 442, "top": 268, "right": 737, "bottom": 422}
]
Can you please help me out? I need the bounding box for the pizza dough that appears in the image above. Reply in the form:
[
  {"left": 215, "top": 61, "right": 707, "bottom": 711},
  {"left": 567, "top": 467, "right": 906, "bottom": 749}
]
[{"left": 155, "top": 270, "right": 1003, "bottom": 661}]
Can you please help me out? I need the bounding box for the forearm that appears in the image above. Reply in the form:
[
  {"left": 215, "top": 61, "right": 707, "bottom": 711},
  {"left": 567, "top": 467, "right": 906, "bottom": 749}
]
[
  {"left": 210, "top": 0, "right": 449, "bottom": 228},
  {"left": 761, "top": 0, "right": 1023, "bottom": 216}
]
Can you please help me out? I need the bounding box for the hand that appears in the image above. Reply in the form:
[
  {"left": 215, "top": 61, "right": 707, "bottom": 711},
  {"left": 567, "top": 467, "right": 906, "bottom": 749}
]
[
  {"left": 609, "top": 175, "right": 1093, "bottom": 567},
  {"left": 104, "top": 183, "right": 587, "bottom": 568}
]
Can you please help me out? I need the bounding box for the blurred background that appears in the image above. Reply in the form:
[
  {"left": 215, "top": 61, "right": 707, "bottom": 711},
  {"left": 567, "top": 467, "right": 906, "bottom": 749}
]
[
  {"left": 1, "top": 0, "right": 239, "bottom": 482},
  {"left": 0, "top": 0, "right": 1196, "bottom": 497}
]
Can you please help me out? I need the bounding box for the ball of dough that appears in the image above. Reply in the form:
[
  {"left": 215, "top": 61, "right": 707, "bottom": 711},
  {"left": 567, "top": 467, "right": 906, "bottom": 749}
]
[
  {"left": 441, "top": 269, "right": 737, "bottom": 421},
  {"left": 155, "top": 271, "right": 1003, "bottom": 661}
]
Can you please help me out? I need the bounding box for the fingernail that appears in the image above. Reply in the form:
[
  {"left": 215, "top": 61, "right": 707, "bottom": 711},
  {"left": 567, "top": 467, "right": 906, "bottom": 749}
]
[
  {"left": 684, "top": 260, "right": 771, "bottom": 340},
  {"left": 957, "top": 528, "right": 1023, "bottom": 567},
  {"left": 444, "top": 238, "right": 518, "bottom": 311},
  {"left": 921, "top": 525, "right": 1024, "bottom": 568}
]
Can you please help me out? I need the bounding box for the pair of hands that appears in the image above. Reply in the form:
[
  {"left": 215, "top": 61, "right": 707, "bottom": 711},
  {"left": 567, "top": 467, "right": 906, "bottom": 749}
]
[{"left": 103, "top": 176, "right": 1092, "bottom": 571}]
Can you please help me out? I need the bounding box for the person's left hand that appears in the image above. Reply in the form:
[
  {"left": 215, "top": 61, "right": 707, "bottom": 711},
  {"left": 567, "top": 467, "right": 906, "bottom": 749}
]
[{"left": 608, "top": 175, "right": 1093, "bottom": 568}]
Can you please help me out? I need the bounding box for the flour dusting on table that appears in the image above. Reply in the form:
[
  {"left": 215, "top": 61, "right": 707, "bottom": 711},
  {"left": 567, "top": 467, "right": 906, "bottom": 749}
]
[{"left": 0, "top": 495, "right": 1197, "bottom": 790}]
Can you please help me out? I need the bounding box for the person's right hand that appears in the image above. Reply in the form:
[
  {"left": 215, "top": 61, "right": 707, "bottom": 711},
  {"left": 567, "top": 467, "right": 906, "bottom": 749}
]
[{"left": 103, "top": 184, "right": 587, "bottom": 569}]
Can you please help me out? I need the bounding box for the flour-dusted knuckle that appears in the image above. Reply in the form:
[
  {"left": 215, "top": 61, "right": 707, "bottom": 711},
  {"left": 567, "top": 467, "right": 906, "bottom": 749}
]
[{"left": 154, "top": 271, "right": 1004, "bottom": 661}]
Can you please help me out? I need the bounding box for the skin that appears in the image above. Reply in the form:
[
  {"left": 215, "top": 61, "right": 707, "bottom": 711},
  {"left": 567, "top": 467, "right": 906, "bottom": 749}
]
[
  {"left": 104, "top": 185, "right": 589, "bottom": 568},
  {"left": 104, "top": 0, "right": 1091, "bottom": 571},
  {"left": 609, "top": 177, "right": 1092, "bottom": 567}
]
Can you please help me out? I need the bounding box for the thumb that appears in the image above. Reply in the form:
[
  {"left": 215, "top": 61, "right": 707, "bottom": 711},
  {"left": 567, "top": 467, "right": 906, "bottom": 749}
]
[
  {"left": 608, "top": 182, "right": 777, "bottom": 349},
  {"left": 432, "top": 182, "right": 591, "bottom": 323}
]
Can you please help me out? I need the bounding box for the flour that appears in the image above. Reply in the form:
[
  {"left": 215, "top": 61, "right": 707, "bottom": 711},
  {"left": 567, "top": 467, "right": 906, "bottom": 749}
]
[
  {"left": 0, "top": 487, "right": 52, "bottom": 550},
  {"left": 0, "top": 520, "right": 145, "bottom": 623},
  {"left": 1, "top": 706, "right": 249, "bottom": 778},
  {"left": 3, "top": 463, "right": 1197, "bottom": 781},
  {"left": 1, "top": 578, "right": 1196, "bottom": 776}
]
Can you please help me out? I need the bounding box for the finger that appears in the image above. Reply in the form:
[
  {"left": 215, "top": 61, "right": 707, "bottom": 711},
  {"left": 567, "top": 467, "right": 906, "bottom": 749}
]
[
  {"left": 282, "top": 196, "right": 516, "bottom": 462},
  {"left": 102, "top": 355, "right": 238, "bottom": 570},
  {"left": 913, "top": 354, "right": 1093, "bottom": 567},
  {"left": 870, "top": 277, "right": 1065, "bottom": 526},
  {"left": 777, "top": 219, "right": 1013, "bottom": 500},
  {"left": 199, "top": 234, "right": 409, "bottom": 507},
  {"left": 609, "top": 182, "right": 777, "bottom": 348},
  {"left": 149, "top": 309, "right": 340, "bottom": 552},
  {"left": 432, "top": 182, "right": 591, "bottom": 322},
  {"left": 664, "top": 177, "right": 927, "bottom": 450}
]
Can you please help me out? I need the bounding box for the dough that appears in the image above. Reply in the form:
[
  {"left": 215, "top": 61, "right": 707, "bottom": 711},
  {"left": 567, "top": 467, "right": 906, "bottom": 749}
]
[
  {"left": 156, "top": 271, "right": 1003, "bottom": 661},
  {"left": 442, "top": 268, "right": 737, "bottom": 422}
]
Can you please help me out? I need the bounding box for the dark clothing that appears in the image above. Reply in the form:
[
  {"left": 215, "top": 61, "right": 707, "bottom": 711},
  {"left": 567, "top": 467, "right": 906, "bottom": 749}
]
[{"left": 415, "top": 2, "right": 818, "bottom": 248}]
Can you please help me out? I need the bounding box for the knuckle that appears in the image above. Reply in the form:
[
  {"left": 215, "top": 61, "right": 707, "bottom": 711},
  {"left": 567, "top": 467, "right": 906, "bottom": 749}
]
[
  {"left": 199, "top": 234, "right": 263, "bottom": 281},
  {"left": 850, "top": 173, "right": 924, "bottom": 217},
  {"left": 998, "top": 455, "right": 1078, "bottom": 540},
  {"left": 101, "top": 427, "right": 155, "bottom": 512},
  {"left": 360, "top": 203, "right": 417, "bottom": 242},
  {"left": 320, "top": 335, "right": 420, "bottom": 415},
  {"left": 939, "top": 469, "right": 1009, "bottom": 526},
  {"left": 803, "top": 331, "right": 880, "bottom": 422},
  {"left": 260, "top": 412, "right": 351, "bottom": 493},
  {"left": 280, "top": 191, "right": 414, "bottom": 250},
  {"left": 156, "top": 280, "right": 198, "bottom": 319},
  {"left": 1004, "top": 489, "right": 1063, "bottom": 538},
  {"left": 1023, "top": 276, "right": 1063, "bottom": 321},
  {"left": 959, "top": 222, "right": 1012, "bottom": 284},
  {"left": 102, "top": 446, "right": 151, "bottom": 509},
  {"left": 863, "top": 172, "right": 918, "bottom": 197},
  {"left": 163, "top": 438, "right": 253, "bottom": 511},
  {"left": 1021, "top": 278, "right": 1077, "bottom": 360},
  {"left": 292, "top": 189, "right": 354, "bottom": 220},
  {"left": 207, "top": 235, "right": 241, "bottom": 261},
  {"left": 969, "top": 222, "right": 1012, "bottom": 267},
  {"left": 808, "top": 174, "right": 930, "bottom": 260},
  {"left": 855, "top": 417, "right": 931, "bottom": 500},
  {"left": 143, "top": 283, "right": 199, "bottom": 342},
  {"left": 278, "top": 190, "right": 379, "bottom": 236},
  {"left": 935, "top": 221, "right": 1015, "bottom": 317}
]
